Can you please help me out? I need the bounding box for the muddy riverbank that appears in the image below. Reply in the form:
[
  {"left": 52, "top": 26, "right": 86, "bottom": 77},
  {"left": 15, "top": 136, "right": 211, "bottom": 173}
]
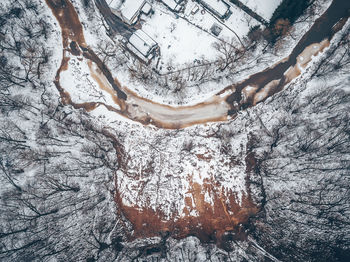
[
  {"left": 43, "top": 0, "right": 350, "bottom": 247},
  {"left": 46, "top": 0, "right": 349, "bottom": 129},
  {"left": 44, "top": 0, "right": 350, "bottom": 246}
]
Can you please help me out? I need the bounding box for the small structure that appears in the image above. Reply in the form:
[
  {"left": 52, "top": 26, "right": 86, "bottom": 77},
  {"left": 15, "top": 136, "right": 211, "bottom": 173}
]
[
  {"left": 161, "top": 0, "right": 185, "bottom": 12},
  {"left": 196, "top": 0, "right": 232, "bottom": 20},
  {"left": 126, "top": 29, "right": 158, "bottom": 63},
  {"left": 210, "top": 23, "right": 222, "bottom": 36},
  {"left": 141, "top": 2, "right": 152, "bottom": 15},
  {"left": 191, "top": 5, "right": 200, "bottom": 15},
  {"left": 108, "top": 0, "right": 152, "bottom": 25}
]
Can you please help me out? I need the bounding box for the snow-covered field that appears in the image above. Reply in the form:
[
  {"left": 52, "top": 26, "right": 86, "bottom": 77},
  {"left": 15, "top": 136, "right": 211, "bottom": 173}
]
[
  {"left": 67, "top": 0, "right": 333, "bottom": 110},
  {"left": 240, "top": 0, "right": 283, "bottom": 20},
  {"left": 141, "top": 1, "right": 259, "bottom": 68},
  {"left": 142, "top": 8, "right": 219, "bottom": 66},
  {"left": 184, "top": 1, "right": 259, "bottom": 38},
  {"left": 116, "top": 122, "right": 250, "bottom": 219},
  {"left": 2, "top": 0, "right": 350, "bottom": 261},
  {"left": 104, "top": 0, "right": 330, "bottom": 106}
]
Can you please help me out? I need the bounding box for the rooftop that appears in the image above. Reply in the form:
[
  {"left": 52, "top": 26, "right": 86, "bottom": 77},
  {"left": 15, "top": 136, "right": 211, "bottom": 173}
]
[
  {"left": 120, "top": 0, "right": 145, "bottom": 23},
  {"left": 128, "top": 29, "right": 158, "bottom": 58},
  {"left": 198, "top": 0, "right": 231, "bottom": 19}
]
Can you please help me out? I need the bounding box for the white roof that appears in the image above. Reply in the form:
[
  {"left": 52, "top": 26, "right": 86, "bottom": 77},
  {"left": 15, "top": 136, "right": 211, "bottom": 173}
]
[
  {"left": 108, "top": 0, "right": 123, "bottom": 10},
  {"left": 200, "top": 0, "right": 230, "bottom": 18},
  {"left": 128, "top": 30, "right": 157, "bottom": 57},
  {"left": 161, "top": 0, "right": 182, "bottom": 11},
  {"left": 120, "top": 0, "right": 145, "bottom": 23},
  {"left": 241, "top": 0, "right": 282, "bottom": 20},
  {"left": 142, "top": 2, "right": 152, "bottom": 14}
]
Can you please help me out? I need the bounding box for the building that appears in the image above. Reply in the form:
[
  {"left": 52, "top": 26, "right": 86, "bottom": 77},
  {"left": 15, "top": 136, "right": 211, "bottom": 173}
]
[
  {"left": 210, "top": 23, "right": 222, "bottom": 36},
  {"left": 161, "top": 0, "right": 185, "bottom": 12},
  {"left": 196, "top": 0, "right": 232, "bottom": 20},
  {"left": 108, "top": 0, "right": 152, "bottom": 25},
  {"left": 191, "top": 4, "right": 200, "bottom": 15},
  {"left": 126, "top": 29, "right": 158, "bottom": 63}
]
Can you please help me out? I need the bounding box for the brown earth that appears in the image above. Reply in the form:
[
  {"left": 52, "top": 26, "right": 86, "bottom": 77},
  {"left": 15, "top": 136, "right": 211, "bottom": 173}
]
[
  {"left": 45, "top": 0, "right": 349, "bottom": 129},
  {"left": 44, "top": 0, "right": 349, "bottom": 248},
  {"left": 115, "top": 177, "right": 258, "bottom": 248},
  {"left": 45, "top": 0, "right": 86, "bottom": 48}
]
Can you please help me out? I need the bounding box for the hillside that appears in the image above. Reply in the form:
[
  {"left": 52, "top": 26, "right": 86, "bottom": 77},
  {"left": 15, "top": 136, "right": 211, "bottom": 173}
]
[{"left": 0, "top": 0, "right": 349, "bottom": 261}]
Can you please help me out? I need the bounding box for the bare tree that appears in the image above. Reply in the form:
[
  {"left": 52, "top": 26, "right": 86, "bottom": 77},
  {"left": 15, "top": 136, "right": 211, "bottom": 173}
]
[{"left": 213, "top": 38, "right": 244, "bottom": 72}]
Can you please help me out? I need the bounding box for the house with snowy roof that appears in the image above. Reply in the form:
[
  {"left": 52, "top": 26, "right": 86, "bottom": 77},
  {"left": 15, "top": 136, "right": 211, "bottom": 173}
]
[
  {"left": 196, "top": 0, "right": 232, "bottom": 20},
  {"left": 126, "top": 29, "right": 158, "bottom": 63},
  {"left": 161, "top": 0, "right": 185, "bottom": 12},
  {"left": 108, "top": 0, "right": 152, "bottom": 25}
]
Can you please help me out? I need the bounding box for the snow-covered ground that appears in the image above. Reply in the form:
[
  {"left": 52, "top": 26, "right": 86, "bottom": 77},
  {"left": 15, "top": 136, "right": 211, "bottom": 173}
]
[
  {"left": 3, "top": 0, "right": 350, "bottom": 261},
  {"left": 106, "top": 0, "right": 331, "bottom": 106},
  {"left": 184, "top": 1, "right": 259, "bottom": 39},
  {"left": 240, "top": 0, "right": 283, "bottom": 21},
  {"left": 141, "top": 1, "right": 259, "bottom": 68},
  {"left": 116, "top": 122, "right": 250, "bottom": 219},
  {"left": 142, "top": 8, "right": 219, "bottom": 66},
  {"left": 64, "top": 0, "right": 334, "bottom": 114}
]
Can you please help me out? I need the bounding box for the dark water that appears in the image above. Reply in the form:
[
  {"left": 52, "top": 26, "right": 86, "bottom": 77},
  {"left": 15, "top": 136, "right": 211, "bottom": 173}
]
[
  {"left": 47, "top": 0, "right": 349, "bottom": 128},
  {"left": 226, "top": 0, "right": 350, "bottom": 112}
]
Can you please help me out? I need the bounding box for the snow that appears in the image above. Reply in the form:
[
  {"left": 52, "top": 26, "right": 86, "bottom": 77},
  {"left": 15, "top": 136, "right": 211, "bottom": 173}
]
[
  {"left": 141, "top": 2, "right": 152, "bottom": 14},
  {"left": 142, "top": 9, "right": 218, "bottom": 65},
  {"left": 184, "top": 1, "right": 258, "bottom": 40},
  {"left": 60, "top": 54, "right": 121, "bottom": 110},
  {"left": 162, "top": 0, "right": 182, "bottom": 11},
  {"left": 130, "top": 0, "right": 329, "bottom": 106},
  {"left": 115, "top": 121, "right": 250, "bottom": 218},
  {"left": 120, "top": 0, "right": 145, "bottom": 24},
  {"left": 72, "top": 0, "right": 337, "bottom": 110},
  {"left": 128, "top": 29, "right": 157, "bottom": 57},
  {"left": 141, "top": 1, "right": 258, "bottom": 67},
  {"left": 107, "top": 0, "right": 122, "bottom": 10},
  {"left": 240, "top": 0, "right": 283, "bottom": 20},
  {"left": 5, "top": 0, "right": 350, "bottom": 259},
  {"left": 199, "top": 0, "right": 231, "bottom": 18},
  {"left": 124, "top": 93, "right": 229, "bottom": 127}
]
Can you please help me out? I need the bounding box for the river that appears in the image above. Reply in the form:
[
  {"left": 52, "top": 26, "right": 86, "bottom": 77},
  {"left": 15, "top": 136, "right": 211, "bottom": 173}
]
[{"left": 45, "top": 0, "right": 349, "bottom": 129}]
